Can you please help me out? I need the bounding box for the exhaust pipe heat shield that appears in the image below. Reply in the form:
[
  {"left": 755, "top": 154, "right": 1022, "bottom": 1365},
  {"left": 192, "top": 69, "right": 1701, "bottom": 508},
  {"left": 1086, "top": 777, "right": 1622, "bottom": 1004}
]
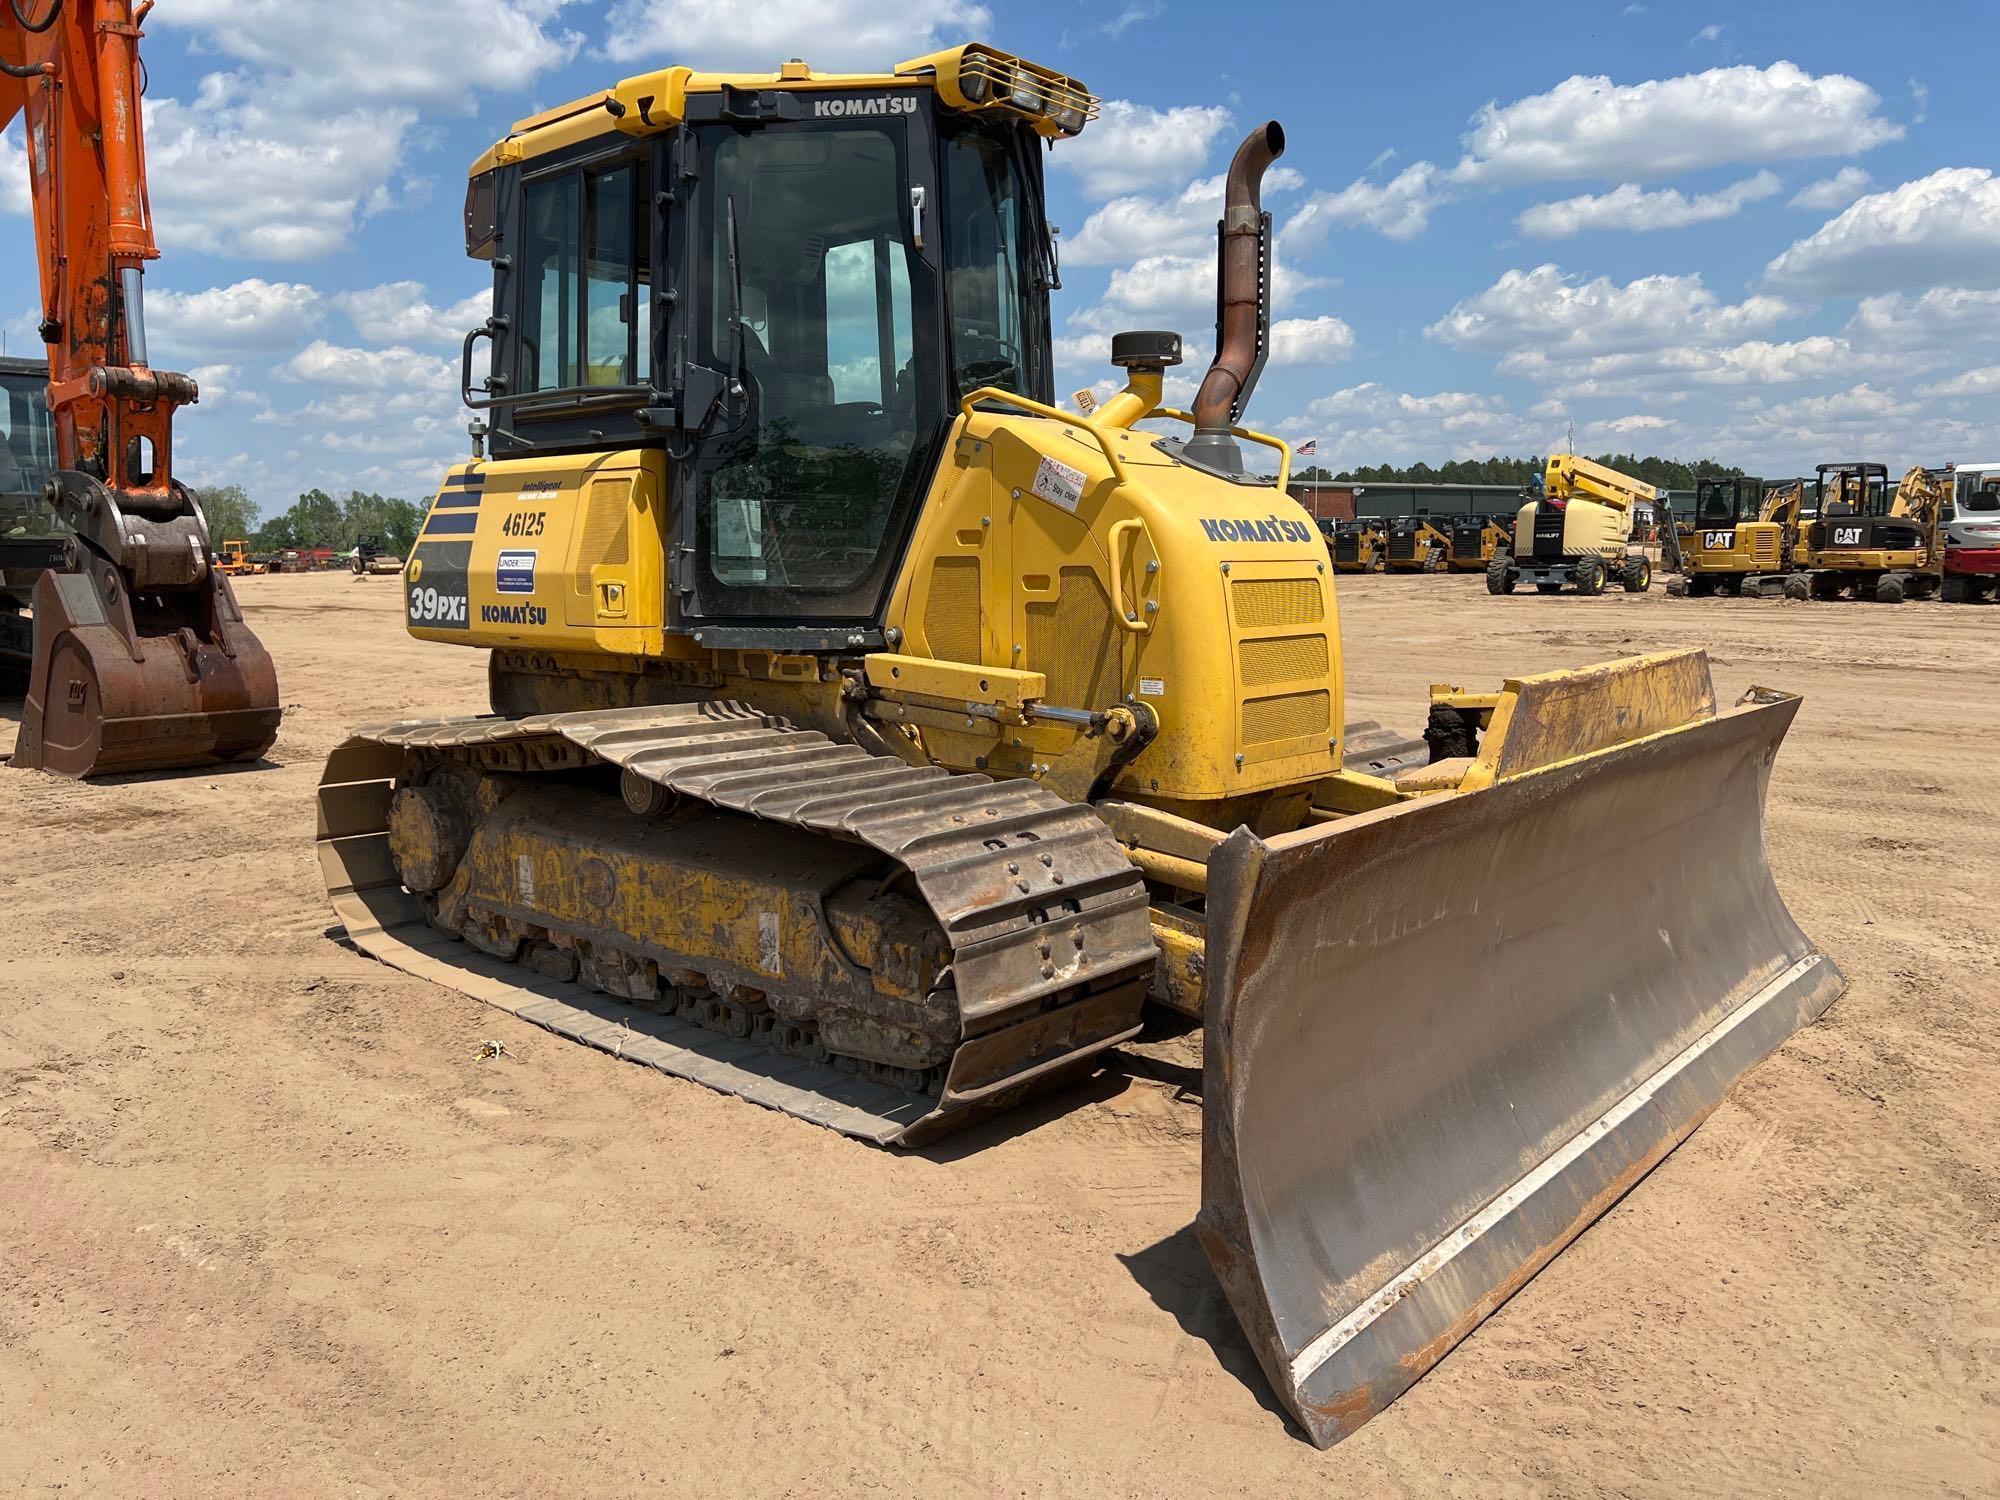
[{"left": 1197, "top": 656, "right": 1841, "bottom": 1447}]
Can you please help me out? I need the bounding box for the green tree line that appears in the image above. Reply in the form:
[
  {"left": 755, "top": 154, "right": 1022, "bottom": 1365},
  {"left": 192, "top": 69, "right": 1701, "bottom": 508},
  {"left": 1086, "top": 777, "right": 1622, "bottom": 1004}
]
[
  {"left": 1295, "top": 455, "right": 1746, "bottom": 490},
  {"left": 195, "top": 485, "right": 424, "bottom": 557}
]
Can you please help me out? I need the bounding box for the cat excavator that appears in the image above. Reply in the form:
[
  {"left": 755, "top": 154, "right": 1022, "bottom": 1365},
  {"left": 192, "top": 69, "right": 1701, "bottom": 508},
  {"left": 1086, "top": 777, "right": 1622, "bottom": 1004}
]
[
  {"left": 1672, "top": 476, "right": 1803, "bottom": 597},
  {"left": 1785, "top": 463, "right": 1946, "bottom": 603},
  {"left": 314, "top": 45, "right": 1841, "bottom": 1446},
  {"left": 1, "top": 0, "right": 280, "bottom": 776}
]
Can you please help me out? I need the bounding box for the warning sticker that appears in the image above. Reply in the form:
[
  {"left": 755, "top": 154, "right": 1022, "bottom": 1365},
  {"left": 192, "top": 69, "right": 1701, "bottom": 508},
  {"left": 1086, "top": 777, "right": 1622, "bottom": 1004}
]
[
  {"left": 1138, "top": 677, "right": 1167, "bottom": 698},
  {"left": 496, "top": 549, "right": 537, "bottom": 594},
  {"left": 1030, "top": 454, "right": 1087, "bottom": 513}
]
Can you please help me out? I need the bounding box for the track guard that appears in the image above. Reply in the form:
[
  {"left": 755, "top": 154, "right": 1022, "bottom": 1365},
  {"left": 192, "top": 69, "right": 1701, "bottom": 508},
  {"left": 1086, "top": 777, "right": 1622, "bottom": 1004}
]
[{"left": 1197, "top": 654, "right": 1843, "bottom": 1446}]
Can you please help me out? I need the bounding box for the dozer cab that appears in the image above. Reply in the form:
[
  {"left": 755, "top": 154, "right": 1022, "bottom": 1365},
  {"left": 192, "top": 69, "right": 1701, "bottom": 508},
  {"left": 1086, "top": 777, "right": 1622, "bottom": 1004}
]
[
  {"left": 315, "top": 45, "right": 1842, "bottom": 1447},
  {"left": 1446, "top": 511, "right": 1510, "bottom": 573},
  {"left": 1328, "top": 516, "right": 1384, "bottom": 572},
  {"left": 1674, "top": 476, "right": 1801, "bottom": 597},
  {"left": 1488, "top": 454, "right": 1660, "bottom": 595},
  {"left": 1785, "top": 462, "right": 1944, "bottom": 603},
  {"left": 1383, "top": 513, "right": 1450, "bottom": 572},
  {"left": 1, "top": 3, "right": 280, "bottom": 776}
]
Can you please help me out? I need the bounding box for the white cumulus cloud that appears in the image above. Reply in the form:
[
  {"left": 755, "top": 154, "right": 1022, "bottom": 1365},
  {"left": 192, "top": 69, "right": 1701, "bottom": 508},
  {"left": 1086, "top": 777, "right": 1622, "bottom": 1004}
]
[
  {"left": 1427, "top": 265, "right": 1796, "bottom": 355},
  {"left": 335, "top": 283, "right": 493, "bottom": 346},
  {"left": 1048, "top": 100, "right": 1236, "bottom": 200},
  {"left": 1789, "top": 166, "right": 1873, "bottom": 211},
  {"left": 154, "top": 0, "right": 583, "bottom": 109},
  {"left": 1064, "top": 167, "right": 1304, "bottom": 266},
  {"left": 148, "top": 279, "right": 325, "bottom": 359},
  {"left": 1452, "top": 62, "right": 1901, "bottom": 186},
  {"left": 1286, "top": 162, "right": 1445, "bottom": 244},
  {"left": 1765, "top": 168, "right": 2000, "bottom": 295},
  {"left": 1269, "top": 316, "right": 1357, "bottom": 367},
  {"left": 1516, "top": 171, "right": 1779, "bottom": 238},
  {"left": 602, "top": 0, "right": 989, "bottom": 75}
]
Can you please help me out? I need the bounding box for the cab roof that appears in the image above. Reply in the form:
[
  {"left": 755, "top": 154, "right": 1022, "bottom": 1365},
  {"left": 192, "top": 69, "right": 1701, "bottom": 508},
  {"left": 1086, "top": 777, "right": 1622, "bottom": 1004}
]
[{"left": 471, "top": 43, "right": 1096, "bottom": 174}]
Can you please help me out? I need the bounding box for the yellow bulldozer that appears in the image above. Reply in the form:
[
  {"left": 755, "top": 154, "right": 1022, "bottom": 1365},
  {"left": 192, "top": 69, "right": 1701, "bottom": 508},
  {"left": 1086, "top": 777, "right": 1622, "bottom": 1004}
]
[
  {"left": 315, "top": 45, "right": 1841, "bottom": 1447},
  {"left": 1673, "top": 476, "right": 1803, "bottom": 597},
  {"left": 1487, "top": 453, "right": 1663, "bottom": 595}
]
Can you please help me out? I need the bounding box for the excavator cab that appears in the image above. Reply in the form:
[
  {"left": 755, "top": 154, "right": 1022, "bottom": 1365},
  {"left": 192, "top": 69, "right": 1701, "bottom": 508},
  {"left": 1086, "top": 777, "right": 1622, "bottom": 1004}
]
[{"left": 0, "top": 356, "right": 66, "bottom": 678}]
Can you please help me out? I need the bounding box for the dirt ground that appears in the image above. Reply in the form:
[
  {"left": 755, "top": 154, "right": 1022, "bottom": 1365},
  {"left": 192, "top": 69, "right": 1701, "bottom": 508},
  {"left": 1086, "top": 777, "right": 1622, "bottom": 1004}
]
[{"left": 1, "top": 568, "right": 1994, "bottom": 1498}]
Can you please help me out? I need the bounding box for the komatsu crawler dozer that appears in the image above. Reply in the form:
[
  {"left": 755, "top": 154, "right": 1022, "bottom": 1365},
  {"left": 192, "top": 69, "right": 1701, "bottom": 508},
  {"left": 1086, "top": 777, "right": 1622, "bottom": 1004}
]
[
  {"left": 316, "top": 45, "right": 1842, "bottom": 1446},
  {"left": 2, "top": 1, "right": 280, "bottom": 776}
]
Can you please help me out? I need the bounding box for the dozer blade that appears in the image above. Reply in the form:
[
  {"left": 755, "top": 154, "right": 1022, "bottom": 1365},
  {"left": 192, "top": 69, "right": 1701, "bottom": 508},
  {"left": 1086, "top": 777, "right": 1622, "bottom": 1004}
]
[
  {"left": 10, "top": 565, "right": 280, "bottom": 777},
  {"left": 1197, "top": 651, "right": 1843, "bottom": 1447}
]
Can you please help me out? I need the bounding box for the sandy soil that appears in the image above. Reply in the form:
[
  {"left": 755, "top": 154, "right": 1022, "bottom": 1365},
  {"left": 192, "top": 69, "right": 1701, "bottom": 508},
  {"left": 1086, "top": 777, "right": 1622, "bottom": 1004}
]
[{"left": 1, "top": 568, "right": 1994, "bottom": 1498}]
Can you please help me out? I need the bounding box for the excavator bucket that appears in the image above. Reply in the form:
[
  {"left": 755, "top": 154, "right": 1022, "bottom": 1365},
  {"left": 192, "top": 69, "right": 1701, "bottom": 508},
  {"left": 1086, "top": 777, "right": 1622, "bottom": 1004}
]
[
  {"left": 10, "top": 560, "right": 280, "bottom": 777},
  {"left": 1197, "top": 650, "right": 1842, "bottom": 1447}
]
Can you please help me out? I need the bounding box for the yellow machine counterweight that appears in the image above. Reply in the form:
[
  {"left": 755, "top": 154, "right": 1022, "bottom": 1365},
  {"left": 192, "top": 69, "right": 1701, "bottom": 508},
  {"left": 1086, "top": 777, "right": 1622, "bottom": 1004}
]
[{"left": 316, "top": 45, "right": 1842, "bottom": 1449}]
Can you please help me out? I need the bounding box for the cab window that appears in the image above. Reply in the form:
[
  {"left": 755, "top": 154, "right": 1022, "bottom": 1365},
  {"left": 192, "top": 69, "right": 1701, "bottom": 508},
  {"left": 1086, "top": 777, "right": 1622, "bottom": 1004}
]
[{"left": 519, "top": 159, "right": 652, "bottom": 394}]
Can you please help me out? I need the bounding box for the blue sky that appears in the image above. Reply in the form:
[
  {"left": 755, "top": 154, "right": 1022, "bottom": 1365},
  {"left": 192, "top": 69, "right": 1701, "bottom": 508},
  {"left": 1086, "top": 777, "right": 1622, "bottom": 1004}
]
[{"left": 4, "top": 0, "right": 1994, "bottom": 518}]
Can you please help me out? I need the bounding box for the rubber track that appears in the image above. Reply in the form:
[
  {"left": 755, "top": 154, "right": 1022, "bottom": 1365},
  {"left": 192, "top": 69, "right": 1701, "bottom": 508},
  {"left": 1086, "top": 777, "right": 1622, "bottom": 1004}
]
[{"left": 317, "top": 701, "right": 1158, "bottom": 1145}]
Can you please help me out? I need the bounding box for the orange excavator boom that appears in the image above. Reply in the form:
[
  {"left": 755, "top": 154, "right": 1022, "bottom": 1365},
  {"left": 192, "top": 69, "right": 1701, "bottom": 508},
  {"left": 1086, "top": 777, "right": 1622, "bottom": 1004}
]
[{"left": 2, "top": 0, "right": 280, "bottom": 776}]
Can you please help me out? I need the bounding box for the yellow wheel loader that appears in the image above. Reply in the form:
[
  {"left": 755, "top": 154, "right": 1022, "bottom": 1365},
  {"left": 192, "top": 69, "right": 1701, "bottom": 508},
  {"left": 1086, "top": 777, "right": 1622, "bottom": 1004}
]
[
  {"left": 1785, "top": 463, "right": 1945, "bottom": 603},
  {"left": 1488, "top": 454, "right": 1662, "bottom": 595},
  {"left": 1383, "top": 513, "right": 1451, "bottom": 572},
  {"left": 1672, "top": 477, "right": 1802, "bottom": 598},
  {"left": 315, "top": 46, "right": 1842, "bottom": 1448}
]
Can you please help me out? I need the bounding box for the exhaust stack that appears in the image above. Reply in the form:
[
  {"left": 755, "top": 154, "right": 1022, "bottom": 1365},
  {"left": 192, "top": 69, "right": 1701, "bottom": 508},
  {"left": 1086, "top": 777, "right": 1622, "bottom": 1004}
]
[{"left": 1185, "top": 121, "right": 1284, "bottom": 478}]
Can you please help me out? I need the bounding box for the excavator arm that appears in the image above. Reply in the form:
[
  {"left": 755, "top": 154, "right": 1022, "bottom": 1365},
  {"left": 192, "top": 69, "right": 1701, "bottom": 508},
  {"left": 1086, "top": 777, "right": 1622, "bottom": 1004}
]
[{"left": 3, "top": 0, "right": 280, "bottom": 776}]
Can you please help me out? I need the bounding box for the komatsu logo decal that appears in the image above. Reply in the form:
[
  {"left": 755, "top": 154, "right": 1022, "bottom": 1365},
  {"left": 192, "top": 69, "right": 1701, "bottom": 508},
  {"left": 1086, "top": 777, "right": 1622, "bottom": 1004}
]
[
  {"left": 813, "top": 96, "right": 916, "bottom": 117},
  {"left": 1199, "top": 515, "right": 1318, "bottom": 544},
  {"left": 481, "top": 603, "right": 549, "bottom": 626}
]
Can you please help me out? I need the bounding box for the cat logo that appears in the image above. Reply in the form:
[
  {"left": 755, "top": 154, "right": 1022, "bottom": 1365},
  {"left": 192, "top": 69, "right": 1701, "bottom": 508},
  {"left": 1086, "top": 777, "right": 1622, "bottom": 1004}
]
[{"left": 1831, "top": 525, "right": 1865, "bottom": 547}]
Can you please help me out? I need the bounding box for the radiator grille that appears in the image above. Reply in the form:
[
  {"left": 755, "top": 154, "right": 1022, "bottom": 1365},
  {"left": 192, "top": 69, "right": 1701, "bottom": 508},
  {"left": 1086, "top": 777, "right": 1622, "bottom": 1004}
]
[
  {"left": 1753, "top": 531, "right": 1778, "bottom": 561},
  {"left": 924, "top": 556, "right": 982, "bottom": 664},
  {"left": 1333, "top": 534, "right": 1358, "bottom": 563},
  {"left": 1231, "top": 576, "right": 1324, "bottom": 628},
  {"left": 1387, "top": 534, "right": 1416, "bottom": 560},
  {"left": 1243, "top": 690, "right": 1330, "bottom": 745},
  {"left": 1239, "top": 634, "right": 1329, "bottom": 688},
  {"left": 574, "top": 478, "right": 631, "bottom": 600},
  {"left": 1027, "top": 566, "right": 1116, "bottom": 710}
]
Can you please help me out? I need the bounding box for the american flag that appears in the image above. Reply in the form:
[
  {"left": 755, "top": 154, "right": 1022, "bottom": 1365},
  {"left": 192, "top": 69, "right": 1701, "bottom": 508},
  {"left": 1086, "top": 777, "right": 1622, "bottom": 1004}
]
[{"left": 1297, "top": 438, "right": 1318, "bottom": 456}]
